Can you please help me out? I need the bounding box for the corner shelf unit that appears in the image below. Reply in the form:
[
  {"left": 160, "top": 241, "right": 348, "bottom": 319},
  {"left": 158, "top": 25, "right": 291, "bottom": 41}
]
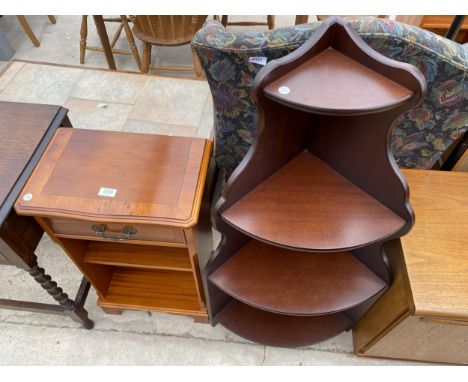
[{"left": 205, "top": 17, "right": 426, "bottom": 347}]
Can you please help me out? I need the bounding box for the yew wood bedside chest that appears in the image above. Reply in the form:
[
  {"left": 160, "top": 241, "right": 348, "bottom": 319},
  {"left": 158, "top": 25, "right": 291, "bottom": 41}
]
[{"left": 15, "top": 128, "right": 213, "bottom": 322}]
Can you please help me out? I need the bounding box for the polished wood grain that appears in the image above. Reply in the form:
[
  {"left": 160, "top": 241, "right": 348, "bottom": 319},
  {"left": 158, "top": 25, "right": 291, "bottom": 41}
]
[
  {"left": 14, "top": 128, "right": 212, "bottom": 321},
  {"left": 353, "top": 169, "right": 468, "bottom": 364},
  {"left": 0, "top": 102, "right": 60, "bottom": 209},
  {"left": 206, "top": 17, "right": 426, "bottom": 346},
  {"left": 100, "top": 268, "right": 203, "bottom": 315},
  {"left": 15, "top": 128, "right": 211, "bottom": 228},
  {"left": 222, "top": 151, "right": 405, "bottom": 251},
  {"left": 210, "top": 239, "right": 385, "bottom": 315},
  {"left": 264, "top": 48, "right": 412, "bottom": 115},
  {"left": 216, "top": 300, "right": 352, "bottom": 347},
  {"left": 84, "top": 242, "right": 192, "bottom": 271},
  {"left": 46, "top": 217, "right": 186, "bottom": 244}
]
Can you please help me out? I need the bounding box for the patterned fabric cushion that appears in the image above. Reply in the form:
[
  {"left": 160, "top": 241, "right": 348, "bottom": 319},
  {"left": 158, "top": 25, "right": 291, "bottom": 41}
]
[{"left": 193, "top": 18, "right": 468, "bottom": 176}]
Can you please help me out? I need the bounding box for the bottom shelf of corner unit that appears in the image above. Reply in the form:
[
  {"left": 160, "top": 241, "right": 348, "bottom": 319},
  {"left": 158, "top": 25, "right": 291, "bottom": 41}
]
[
  {"left": 215, "top": 299, "right": 352, "bottom": 347},
  {"left": 98, "top": 268, "right": 207, "bottom": 318}
]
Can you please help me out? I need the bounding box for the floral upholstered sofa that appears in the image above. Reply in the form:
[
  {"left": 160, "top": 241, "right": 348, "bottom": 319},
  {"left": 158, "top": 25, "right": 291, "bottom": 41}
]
[{"left": 192, "top": 18, "right": 468, "bottom": 178}]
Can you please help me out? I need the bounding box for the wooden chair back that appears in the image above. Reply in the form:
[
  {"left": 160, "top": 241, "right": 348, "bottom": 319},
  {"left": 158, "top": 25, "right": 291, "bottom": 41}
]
[{"left": 132, "top": 16, "right": 208, "bottom": 46}]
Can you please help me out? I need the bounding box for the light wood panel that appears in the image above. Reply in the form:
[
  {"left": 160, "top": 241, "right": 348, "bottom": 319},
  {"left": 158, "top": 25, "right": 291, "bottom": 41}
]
[
  {"left": 222, "top": 151, "right": 405, "bottom": 252},
  {"left": 353, "top": 169, "right": 468, "bottom": 364},
  {"left": 400, "top": 169, "right": 468, "bottom": 319}
]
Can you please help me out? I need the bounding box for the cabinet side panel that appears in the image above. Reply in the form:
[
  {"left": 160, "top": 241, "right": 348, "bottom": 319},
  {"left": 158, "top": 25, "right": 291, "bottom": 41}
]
[
  {"left": 365, "top": 315, "right": 468, "bottom": 364},
  {"left": 306, "top": 113, "right": 413, "bottom": 224},
  {"left": 218, "top": 102, "right": 310, "bottom": 212},
  {"left": 353, "top": 238, "right": 414, "bottom": 353}
]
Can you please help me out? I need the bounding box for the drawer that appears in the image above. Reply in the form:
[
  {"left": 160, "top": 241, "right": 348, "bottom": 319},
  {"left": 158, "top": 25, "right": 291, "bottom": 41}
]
[{"left": 45, "top": 217, "right": 186, "bottom": 245}]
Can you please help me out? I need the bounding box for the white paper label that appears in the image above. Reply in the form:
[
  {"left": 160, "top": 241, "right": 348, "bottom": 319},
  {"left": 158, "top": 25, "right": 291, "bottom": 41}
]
[
  {"left": 98, "top": 187, "right": 117, "bottom": 198},
  {"left": 249, "top": 56, "right": 267, "bottom": 66},
  {"left": 278, "top": 86, "right": 290, "bottom": 95}
]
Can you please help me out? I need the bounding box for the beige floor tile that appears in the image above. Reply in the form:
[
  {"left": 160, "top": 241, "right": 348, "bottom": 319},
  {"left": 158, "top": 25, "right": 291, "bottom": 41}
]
[
  {"left": 123, "top": 119, "right": 197, "bottom": 137},
  {"left": 196, "top": 113, "right": 214, "bottom": 138},
  {"left": 71, "top": 70, "right": 147, "bottom": 104},
  {"left": 63, "top": 98, "right": 131, "bottom": 131},
  {"left": 0, "top": 63, "right": 83, "bottom": 104},
  {"left": 204, "top": 95, "right": 214, "bottom": 114},
  {"left": 129, "top": 76, "right": 210, "bottom": 127},
  {"left": 0, "top": 61, "right": 24, "bottom": 90}
]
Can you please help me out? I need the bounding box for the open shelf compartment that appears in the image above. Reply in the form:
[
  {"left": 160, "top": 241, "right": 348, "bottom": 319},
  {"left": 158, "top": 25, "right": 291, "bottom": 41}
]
[
  {"left": 263, "top": 47, "right": 413, "bottom": 115},
  {"left": 222, "top": 150, "right": 405, "bottom": 252},
  {"left": 210, "top": 239, "right": 386, "bottom": 315},
  {"left": 99, "top": 268, "right": 204, "bottom": 316},
  {"left": 216, "top": 299, "right": 352, "bottom": 347},
  {"left": 84, "top": 241, "right": 192, "bottom": 271}
]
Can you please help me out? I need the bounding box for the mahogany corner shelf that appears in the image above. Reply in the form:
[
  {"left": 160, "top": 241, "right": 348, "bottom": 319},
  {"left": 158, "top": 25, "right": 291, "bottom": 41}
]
[{"left": 205, "top": 17, "right": 426, "bottom": 347}]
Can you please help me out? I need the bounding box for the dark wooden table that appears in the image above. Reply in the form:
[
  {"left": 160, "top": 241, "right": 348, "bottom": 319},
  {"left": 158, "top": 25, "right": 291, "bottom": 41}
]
[
  {"left": 93, "top": 16, "right": 117, "bottom": 70},
  {"left": 0, "top": 101, "right": 93, "bottom": 328}
]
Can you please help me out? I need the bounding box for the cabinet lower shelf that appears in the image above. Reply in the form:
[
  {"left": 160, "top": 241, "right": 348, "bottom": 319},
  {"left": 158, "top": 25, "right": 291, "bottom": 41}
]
[
  {"left": 98, "top": 268, "right": 207, "bottom": 318},
  {"left": 84, "top": 241, "right": 192, "bottom": 272},
  {"left": 210, "top": 240, "right": 386, "bottom": 315},
  {"left": 216, "top": 300, "right": 352, "bottom": 347}
]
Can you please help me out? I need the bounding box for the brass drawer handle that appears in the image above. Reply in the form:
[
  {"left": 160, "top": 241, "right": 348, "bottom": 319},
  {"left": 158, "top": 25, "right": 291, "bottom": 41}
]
[{"left": 91, "top": 224, "right": 138, "bottom": 241}]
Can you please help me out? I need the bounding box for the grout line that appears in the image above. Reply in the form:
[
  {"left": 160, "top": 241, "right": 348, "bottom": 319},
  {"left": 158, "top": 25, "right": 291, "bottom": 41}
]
[
  {"left": 11, "top": 58, "right": 207, "bottom": 82},
  {"left": 0, "top": 61, "right": 24, "bottom": 91},
  {"left": 64, "top": 96, "right": 136, "bottom": 107}
]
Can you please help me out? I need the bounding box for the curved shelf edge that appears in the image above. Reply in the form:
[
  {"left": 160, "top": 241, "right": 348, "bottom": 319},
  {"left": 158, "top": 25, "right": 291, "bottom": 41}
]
[
  {"left": 220, "top": 150, "right": 407, "bottom": 253},
  {"left": 263, "top": 90, "right": 413, "bottom": 117},
  {"left": 221, "top": 214, "right": 405, "bottom": 253},
  {"left": 209, "top": 240, "right": 387, "bottom": 316},
  {"left": 216, "top": 300, "right": 352, "bottom": 347}
]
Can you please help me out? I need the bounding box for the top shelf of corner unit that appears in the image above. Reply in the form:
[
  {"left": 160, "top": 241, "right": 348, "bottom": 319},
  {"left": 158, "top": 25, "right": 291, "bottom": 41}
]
[{"left": 263, "top": 48, "right": 413, "bottom": 115}]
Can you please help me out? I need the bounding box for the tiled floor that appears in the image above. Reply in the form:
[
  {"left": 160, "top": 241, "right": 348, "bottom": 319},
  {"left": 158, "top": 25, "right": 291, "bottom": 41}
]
[
  {"left": 0, "top": 61, "right": 422, "bottom": 366},
  {"left": 0, "top": 15, "right": 312, "bottom": 74}
]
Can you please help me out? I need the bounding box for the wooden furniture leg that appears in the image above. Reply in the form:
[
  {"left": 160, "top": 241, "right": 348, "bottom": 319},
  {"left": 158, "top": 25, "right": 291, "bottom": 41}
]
[
  {"left": 121, "top": 15, "right": 141, "bottom": 70},
  {"left": 17, "top": 16, "right": 40, "bottom": 47},
  {"left": 28, "top": 258, "right": 94, "bottom": 329},
  {"left": 295, "top": 15, "right": 309, "bottom": 25},
  {"left": 141, "top": 42, "right": 152, "bottom": 73},
  {"left": 0, "top": 254, "right": 94, "bottom": 329},
  {"left": 48, "top": 16, "right": 56, "bottom": 24},
  {"left": 92, "top": 15, "right": 117, "bottom": 70},
  {"left": 80, "top": 15, "right": 88, "bottom": 64},
  {"left": 221, "top": 15, "right": 228, "bottom": 27},
  {"left": 192, "top": 46, "right": 203, "bottom": 78},
  {"left": 267, "top": 16, "right": 275, "bottom": 30}
]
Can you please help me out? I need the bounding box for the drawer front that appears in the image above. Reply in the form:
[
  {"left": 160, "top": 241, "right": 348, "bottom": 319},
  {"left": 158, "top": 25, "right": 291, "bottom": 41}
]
[{"left": 46, "top": 218, "right": 185, "bottom": 245}]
